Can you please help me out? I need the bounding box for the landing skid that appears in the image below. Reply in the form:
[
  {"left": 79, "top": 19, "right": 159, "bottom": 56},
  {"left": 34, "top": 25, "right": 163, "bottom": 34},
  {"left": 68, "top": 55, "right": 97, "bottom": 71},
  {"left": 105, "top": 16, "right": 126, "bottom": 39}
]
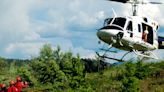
[
  {"left": 97, "top": 39, "right": 159, "bottom": 62},
  {"left": 96, "top": 52, "right": 126, "bottom": 62},
  {"left": 96, "top": 47, "right": 158, "bottom": 62},
  {"left": 133, "top": 50, "right": 158, "bottom": 60},
  {"left": 96, "top": 44, "right": 132, "bottom": 62}
]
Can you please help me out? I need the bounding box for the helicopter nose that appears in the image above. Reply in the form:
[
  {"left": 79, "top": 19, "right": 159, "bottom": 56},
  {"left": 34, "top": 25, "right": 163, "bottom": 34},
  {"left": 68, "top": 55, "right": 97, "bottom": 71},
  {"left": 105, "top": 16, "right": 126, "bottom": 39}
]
[{"left": 97, "top": 29, "right": 120, "bottom": 39}]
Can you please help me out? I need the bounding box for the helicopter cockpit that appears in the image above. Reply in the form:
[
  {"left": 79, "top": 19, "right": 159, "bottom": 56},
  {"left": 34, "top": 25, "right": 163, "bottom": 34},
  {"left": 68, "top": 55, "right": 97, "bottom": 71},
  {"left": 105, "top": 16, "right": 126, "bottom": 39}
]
[
  {"left": 97, "top": 17, "right": 127, "bottom": 44},
  {"left": 103, "top": 17, "right": 126, "bottom": 30}
]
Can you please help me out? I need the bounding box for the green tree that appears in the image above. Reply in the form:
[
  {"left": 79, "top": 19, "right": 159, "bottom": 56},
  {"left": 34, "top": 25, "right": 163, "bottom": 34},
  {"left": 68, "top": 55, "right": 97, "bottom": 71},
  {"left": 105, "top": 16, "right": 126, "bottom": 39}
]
[
  {"left": 17, "top": 64, "right": 35, "bottom": 86},
  {"left": 0, "top": 57, "right": 7, "bottom": 71},
  {"left": 60, "top": 52, "right": 86, "bottom": 89},
  {"left": 40, "top": 44, "right": 54, "bottom": 61},
  {"left": 31, "top": 44, "right": 91, "bottom": 91},
  {"left": 54, "top": 46, "right": 63, "bottom": 64},
  {"left": 135, "top": 61, "right": 150, "bottom": 79},
  {"left": 31, "top": 44, "right": 66, "bottom": 90},
  {"left": 120, "top": 62, "right": 140, "bottom": 92},
  {"left": 121, "top": 77, "right": 140, "bottom": 92}
]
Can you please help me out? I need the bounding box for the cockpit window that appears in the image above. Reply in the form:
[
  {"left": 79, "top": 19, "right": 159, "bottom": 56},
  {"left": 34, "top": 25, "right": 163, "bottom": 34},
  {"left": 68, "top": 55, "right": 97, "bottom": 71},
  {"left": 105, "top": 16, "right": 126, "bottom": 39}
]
[
  {"left": 104, "top": 18, "right": 126, "bottom": 28},
  {"left": 126, "top": 21, "right": 132, "bottom": 31},
  {"left": 112, "top": 18, "right": 126, "bottom": 28},
  {"left": 104, "top": 18, "right": 112, "bottom": 26}
]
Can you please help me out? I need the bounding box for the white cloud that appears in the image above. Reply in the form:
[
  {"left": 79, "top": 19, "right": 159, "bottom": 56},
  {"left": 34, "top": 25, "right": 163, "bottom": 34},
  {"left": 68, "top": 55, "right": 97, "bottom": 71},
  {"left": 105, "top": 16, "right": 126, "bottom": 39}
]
[
  {"left": 72, "top": 46, "right": 95, "bottom": 58},
  {"left": 0, "top": 0, "right": 39, "bottom": 44},
  {"left": 5, "top": 42, "right": 44, "bottom": 59}
]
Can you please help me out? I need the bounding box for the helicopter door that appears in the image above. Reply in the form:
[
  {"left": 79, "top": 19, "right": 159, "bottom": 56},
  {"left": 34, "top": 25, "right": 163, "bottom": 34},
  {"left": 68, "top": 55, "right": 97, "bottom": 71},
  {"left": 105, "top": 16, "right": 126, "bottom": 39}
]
[
  {"left": 138, "top": 24, "right": 141, "bottom": 33},
  {"left": 126, "top": 21, "right": 133, "bottom": 37},
  {"left": 142, "top": 23, "right": 153, "bottom": 44},
  {"left": 137, "top": 24, "right": 142, "bottom": 40}
]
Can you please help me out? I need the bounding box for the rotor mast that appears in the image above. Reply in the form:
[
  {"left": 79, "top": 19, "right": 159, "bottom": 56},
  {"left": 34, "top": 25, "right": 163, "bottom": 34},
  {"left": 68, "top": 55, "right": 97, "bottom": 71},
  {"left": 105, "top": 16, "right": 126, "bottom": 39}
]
[
  {"left": 108, "top": 0, "right": 162, "bottom": 16},
  {"left": 132, "top": 0, "right": 139, "bottom": 16}
]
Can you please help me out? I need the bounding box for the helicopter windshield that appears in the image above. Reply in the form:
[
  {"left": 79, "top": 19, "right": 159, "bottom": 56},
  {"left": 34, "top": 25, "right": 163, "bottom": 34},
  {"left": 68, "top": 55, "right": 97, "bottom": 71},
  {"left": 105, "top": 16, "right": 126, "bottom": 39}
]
[{"left": 104, "top": 18, "right": 126, "bottom": 28}]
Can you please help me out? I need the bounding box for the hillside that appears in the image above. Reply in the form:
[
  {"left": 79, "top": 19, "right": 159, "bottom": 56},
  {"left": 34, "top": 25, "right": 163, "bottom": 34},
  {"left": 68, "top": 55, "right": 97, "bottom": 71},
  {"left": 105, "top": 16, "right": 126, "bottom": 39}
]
[{"left": 0, "top": 44, "right": 164, "bottom": 92}]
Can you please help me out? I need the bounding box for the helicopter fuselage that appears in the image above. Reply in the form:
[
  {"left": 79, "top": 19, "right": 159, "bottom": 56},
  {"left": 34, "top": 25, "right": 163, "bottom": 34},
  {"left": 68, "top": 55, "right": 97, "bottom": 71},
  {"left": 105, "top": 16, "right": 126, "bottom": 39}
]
[{"left": 97, "top": 16, "right": 159, "bottom": 51}]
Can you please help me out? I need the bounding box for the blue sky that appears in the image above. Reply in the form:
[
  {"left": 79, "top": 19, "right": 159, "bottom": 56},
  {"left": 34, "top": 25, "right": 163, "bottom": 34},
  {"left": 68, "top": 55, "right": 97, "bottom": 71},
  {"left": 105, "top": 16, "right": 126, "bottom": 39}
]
[{"left": 0, "top": 0, "right": 164, "bottom": 59}]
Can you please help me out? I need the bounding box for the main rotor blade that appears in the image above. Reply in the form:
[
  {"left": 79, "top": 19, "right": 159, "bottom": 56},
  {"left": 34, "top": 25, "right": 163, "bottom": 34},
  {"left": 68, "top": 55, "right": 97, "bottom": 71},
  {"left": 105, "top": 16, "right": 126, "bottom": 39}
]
[
  {"left": 107, "top": 0, "right": 130, "bottom": 3},
  {"left": 107, "top": 0, "right": 163, "bottom": 4},
  {"left": 149, "top": 2, "right": 162, "bottom": 4}
]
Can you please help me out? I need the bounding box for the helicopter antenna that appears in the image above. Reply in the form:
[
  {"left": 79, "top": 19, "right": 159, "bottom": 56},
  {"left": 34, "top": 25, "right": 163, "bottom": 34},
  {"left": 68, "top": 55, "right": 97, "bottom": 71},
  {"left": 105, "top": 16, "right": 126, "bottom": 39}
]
[
  {"left": 112, "top": 8, "right": 117, "bottom": 17},
  {"left": 109, "top": 8, "right": 117, "bottom": 25}
]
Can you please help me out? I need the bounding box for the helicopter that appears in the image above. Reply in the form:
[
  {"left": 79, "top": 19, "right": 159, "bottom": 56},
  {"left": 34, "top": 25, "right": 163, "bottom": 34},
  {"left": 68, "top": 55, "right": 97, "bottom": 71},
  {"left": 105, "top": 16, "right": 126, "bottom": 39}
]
[{"left": 96, "top": 0, "right": 164, "bottom": 62}]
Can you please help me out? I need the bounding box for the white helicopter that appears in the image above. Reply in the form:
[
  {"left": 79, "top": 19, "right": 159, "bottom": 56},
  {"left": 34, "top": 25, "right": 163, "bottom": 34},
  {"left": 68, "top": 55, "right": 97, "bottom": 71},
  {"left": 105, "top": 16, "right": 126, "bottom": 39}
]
[{"left": 96, "top": 0, "right": 164, "bottom": 62}]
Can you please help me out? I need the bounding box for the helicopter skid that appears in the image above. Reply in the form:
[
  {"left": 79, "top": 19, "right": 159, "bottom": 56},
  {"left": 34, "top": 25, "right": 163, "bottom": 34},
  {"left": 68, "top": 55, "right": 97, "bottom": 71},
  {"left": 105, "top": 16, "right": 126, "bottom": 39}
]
[
  {"left": 133, "top": 50, "right": 158, "bottom": 59},
  {"left": 133, "top": 42, "right": 156, "bottom": 51}
]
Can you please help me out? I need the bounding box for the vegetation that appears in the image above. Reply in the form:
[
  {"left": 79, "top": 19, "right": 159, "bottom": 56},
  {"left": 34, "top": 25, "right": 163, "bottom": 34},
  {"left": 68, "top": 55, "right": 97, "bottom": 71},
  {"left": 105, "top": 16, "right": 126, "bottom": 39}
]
[{"left": 0, "top": 44, "right": 164, "bottom": 92}]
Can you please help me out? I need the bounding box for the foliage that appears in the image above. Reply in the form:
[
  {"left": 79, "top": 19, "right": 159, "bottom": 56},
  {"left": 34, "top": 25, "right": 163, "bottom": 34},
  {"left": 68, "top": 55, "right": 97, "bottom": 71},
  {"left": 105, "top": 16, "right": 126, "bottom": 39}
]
[
  {"left": 118, "top": 61, "right": 161, "bottom": 92},
  {"left": 30, "top": 44, "right": 90, "bottom": 91},
  {"left": 119, "top": 62, "right": 140, "bottom": 92},
  {"left": 1, "top": 44, "right": 164, "bottom": 91},
  {"left": 17, "top": 64, "right": 36, "bottom": 87},
  {"left": 39, "top": 44, "right": 54, "bottom": 61},
  {"left": 135, "top": 61, "right": 151, "bottom": 79},
  {"left": 81, "top": 58, "right": 108, "bottom": 73},
  {"left": 0, "top": 57, "right": 6, "bottom": 69},
  {"left": 121, "top": 77, "right": 140, "bottom": 92}
]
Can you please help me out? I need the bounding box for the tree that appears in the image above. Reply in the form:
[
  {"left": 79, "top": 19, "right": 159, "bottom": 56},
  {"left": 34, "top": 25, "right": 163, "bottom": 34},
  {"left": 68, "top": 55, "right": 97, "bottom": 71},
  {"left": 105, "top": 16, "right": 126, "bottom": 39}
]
[
  {"left": 60, "top": 52, "right": 86, "bottom": 89},
  {"left": 0, "top": 57, "right": 6, "bottom": 70},
  {"left": 39, "top": 44, "right": 54, "bottom": 61},
  {"left": 31, "top": 44, "right": 66, "bottom": 86},
  {"left": 134, "top": 61, "right": 155, "bottom": 79},
  {"left": 31, "top": 44, "right": 91, "bottom": 91},
  {"left": 121, "top": 77, "right": 140, "bottom": 92},
  {"left": 120, "top": 62, "right": 140, "bottom": 92}
]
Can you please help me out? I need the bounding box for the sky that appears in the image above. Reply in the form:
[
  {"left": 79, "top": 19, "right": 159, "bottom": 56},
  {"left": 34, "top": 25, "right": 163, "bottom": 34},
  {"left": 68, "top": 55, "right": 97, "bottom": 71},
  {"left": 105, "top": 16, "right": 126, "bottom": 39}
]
[{"left": 0, "top": 0, "right": 164, "bottom": 59}]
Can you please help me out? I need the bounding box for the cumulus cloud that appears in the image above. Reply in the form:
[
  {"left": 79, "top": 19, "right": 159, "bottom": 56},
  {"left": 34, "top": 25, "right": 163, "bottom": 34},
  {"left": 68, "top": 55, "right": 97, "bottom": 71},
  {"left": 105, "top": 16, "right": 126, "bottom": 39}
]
[{"left": 5, "top": 42, "right": 44, "bottom": 59}]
